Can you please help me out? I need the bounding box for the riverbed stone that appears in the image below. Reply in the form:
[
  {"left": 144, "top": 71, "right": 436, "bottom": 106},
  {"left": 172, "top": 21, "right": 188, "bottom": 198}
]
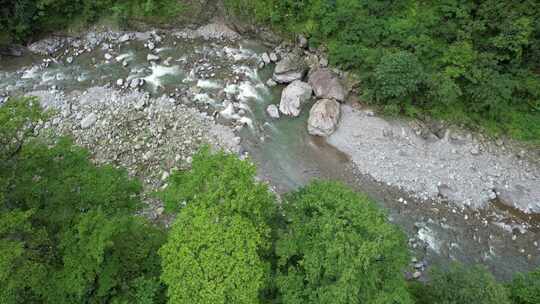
[
  {"left": 308, "top": 68, "right": 347, "bottom": 102},
  {"left": 307, "top": 99, "right": 341, "bottom": 136},
  {"left": 266, "top": 104, "right": 280, "bottom": 119},
  {"left": 279, "top": 80, "right": 312, "bottom": 117},
  {"left": 81, "top": 113, "right": 97, "bottom": 129},
  {"left": 28, "top": 37, "right": 66, "bottom": 55},
  {"left": 269, "top": 52, "right": 279, "bottom": 62},
  {"left": 147, "top": 54, "right": 160, "bottom": 61},
  {"left": 261, "top": 52, "right": 271, "bottom": 64},
  {"left": 297, "top": 35, "right": 308, "bottom": 49},
  {"left": 273, "top": 53, "right": 307, "bottom": 84}
]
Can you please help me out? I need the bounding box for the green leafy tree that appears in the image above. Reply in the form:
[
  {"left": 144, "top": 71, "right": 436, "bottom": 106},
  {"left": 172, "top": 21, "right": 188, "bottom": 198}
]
[
  {"left": 159, "top": 147, "right": 276, "bottom": 235},
  {"left": 159, "top": 148, "right": 277, "bottom": 303},
  {"left": 160, "top": 205, "right": 267, "bottom": 304},
  {"left": 276, "top": 181, "right": 412, "bottom": 304},
  {"left": 509, "top": 268, "right": 540, "bottom": 304}
]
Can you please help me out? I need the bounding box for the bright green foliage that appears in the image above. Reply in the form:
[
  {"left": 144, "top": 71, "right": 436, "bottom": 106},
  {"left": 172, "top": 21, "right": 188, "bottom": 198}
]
[
  {"left": 159, "top": 148, "right": 276, "bottom": 303},
  {"left": 225, "top": 0, "right": 540, "bottom": 141},
  {"left": 276, "top": 181, "right": 412, "bottom": 304},
  {"left": 415, "top": 264, "right": 510, "bottom": 304},
  {"left": 160, "top": 206, "right": 267, "bottom": 304},
  {"left": 159, "top": 147, "right": 276, "bottom": 234},
  {"left": 0, "top": 97, "right": 165, "bottom": 304},
  {"left": 509, "top": 268, "right": 540, "bottom": 304}
]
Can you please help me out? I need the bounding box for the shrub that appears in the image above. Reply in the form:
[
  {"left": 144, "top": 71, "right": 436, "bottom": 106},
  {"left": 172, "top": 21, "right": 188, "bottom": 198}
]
[
  {"left": 276, "top": 181, "right": 412, "bottom": 304},
  {"left": 509, "top": 268, "right": 540, "bottom": 304},
  {"left": 416, "top": 264, "right": 510, "bottom": 304}
]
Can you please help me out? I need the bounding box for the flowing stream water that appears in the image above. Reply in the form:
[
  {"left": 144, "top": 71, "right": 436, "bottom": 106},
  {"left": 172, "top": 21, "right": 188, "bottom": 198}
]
[{"left": 1, "top": 31, "right": 539, "bottom": 280}]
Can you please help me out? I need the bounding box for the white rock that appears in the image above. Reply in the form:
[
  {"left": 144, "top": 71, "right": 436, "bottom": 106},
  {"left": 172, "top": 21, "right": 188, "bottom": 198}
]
[
  {"left": 81, "top": 113, "right": 97, "bottom": 129},
  {"left": 104, "top": 53, "right": 113, "bottom": 60},
  {"left": 266, "top": 104, "right": 280, "bottom": 119},
  {"left": 147, "top": 54, "right": 160, "bottom": 62},
  {"left": 279, "top": 80, "right": 312, "bottom": 116},
  {"left": 116, "top": 78, "right": 124, "bottom": 86},
  {"left": 261, "top": 52, "right": 271, "bottom": 64}
]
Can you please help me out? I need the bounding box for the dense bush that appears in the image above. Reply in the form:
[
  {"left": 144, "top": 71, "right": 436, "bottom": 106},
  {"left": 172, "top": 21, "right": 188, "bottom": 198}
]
[
  {"left": 0, "top": 97, "right": 166, "bottom": 304},
  {"left": 276, "top": 181, "right": 412, "bottom": 304},
  {"left": 411, "top": 264, "right": 510, "bottom": 304},
  {"left": 509, "top": 268, "right": 540, "bottom": 304},
  {"left": 225, "top": 0, "right": 540, "bottom": 141}
]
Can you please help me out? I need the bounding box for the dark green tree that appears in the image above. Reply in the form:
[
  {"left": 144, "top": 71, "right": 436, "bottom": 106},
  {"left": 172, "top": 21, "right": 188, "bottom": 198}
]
[
  {"left": 0, "top": 97, "right": 166, "bottom": 304},
  {"left": 416, "top": 264, "right": 510, "bottom": 304},
  {"left": 276, "top": 181, "right": 412, "bottom": 304},
  {"left": 509, "top": 268, "right": 540, "bottom": 304}
]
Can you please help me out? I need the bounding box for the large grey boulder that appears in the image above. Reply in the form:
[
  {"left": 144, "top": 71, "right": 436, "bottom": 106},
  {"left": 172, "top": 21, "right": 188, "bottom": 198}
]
[
  {"left": 279, "top": 81, "right": 312, "bottom": 117},
  {"left": 307, "top": 99, "right": 340, "bottom": 136},
  {"left": 273, "top": 53, "right": 307, "bottom": 84},
  {"left": 308, "top": 68, "right": 347, "bottom": 102}
]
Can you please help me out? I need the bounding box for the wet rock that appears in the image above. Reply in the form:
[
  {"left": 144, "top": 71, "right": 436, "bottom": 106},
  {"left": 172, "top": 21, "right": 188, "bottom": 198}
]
[
  {"left": 269, "top": 52, "right": 279, "bottom": 62},
  {"left": 307, "top": 99, "right": 341, "bottom": 136},
  {"left": 28, "top": 37, "right": 66, "bottom": 55},
  {"left": 308, "top": 68, "right": 347, "bottom": 102},
  {"left": 266, "top": 78, "right": 277, "bottom": 87},
  {"left": 118, "top": 33, "right": 132, "bottom": 43},
  {"left": 261, "top": 52, "right": 271, "bottom": 64},
  {"left": 279, "top": 80, "right": 312, "bottom": 117},
  {"left": 297, "top": 35, "right": 308, "bottom": 49},
  {"left": 266, "top": 104, "right": 280, "bottom": 119},
  {"left": 129, "top": 78, "right": 144, "bottom": 89},
  {"left": 147, "top": 54, "right": 160, "bottom": 62},
  {"left": 81, "top": 113, "right": 97, "bottom": 129},
  {"left": 319, "top": 56, "right": 329, "bottom": 68},
  {"left": 0, "top": 44, "right": 25, "bottom": 57},
  {"left": 273, "top": 53, "right": 307, "bottom": 84}
]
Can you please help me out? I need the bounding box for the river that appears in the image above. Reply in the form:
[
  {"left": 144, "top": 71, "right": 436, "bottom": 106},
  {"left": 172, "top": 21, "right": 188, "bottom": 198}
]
[{"left": 1, "top": 28, "right": 538, "bottom": 280}]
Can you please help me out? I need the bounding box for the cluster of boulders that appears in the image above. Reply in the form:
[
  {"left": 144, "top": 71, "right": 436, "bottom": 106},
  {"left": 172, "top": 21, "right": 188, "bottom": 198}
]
[{"left": 263, "top": 37, "right": 348, "bottom": 137}]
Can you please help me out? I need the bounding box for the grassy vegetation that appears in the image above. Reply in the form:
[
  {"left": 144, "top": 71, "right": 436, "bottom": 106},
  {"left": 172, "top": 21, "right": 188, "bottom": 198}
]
[{"left": 224, "top": 0, "right": 540, "bottom": 143}]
